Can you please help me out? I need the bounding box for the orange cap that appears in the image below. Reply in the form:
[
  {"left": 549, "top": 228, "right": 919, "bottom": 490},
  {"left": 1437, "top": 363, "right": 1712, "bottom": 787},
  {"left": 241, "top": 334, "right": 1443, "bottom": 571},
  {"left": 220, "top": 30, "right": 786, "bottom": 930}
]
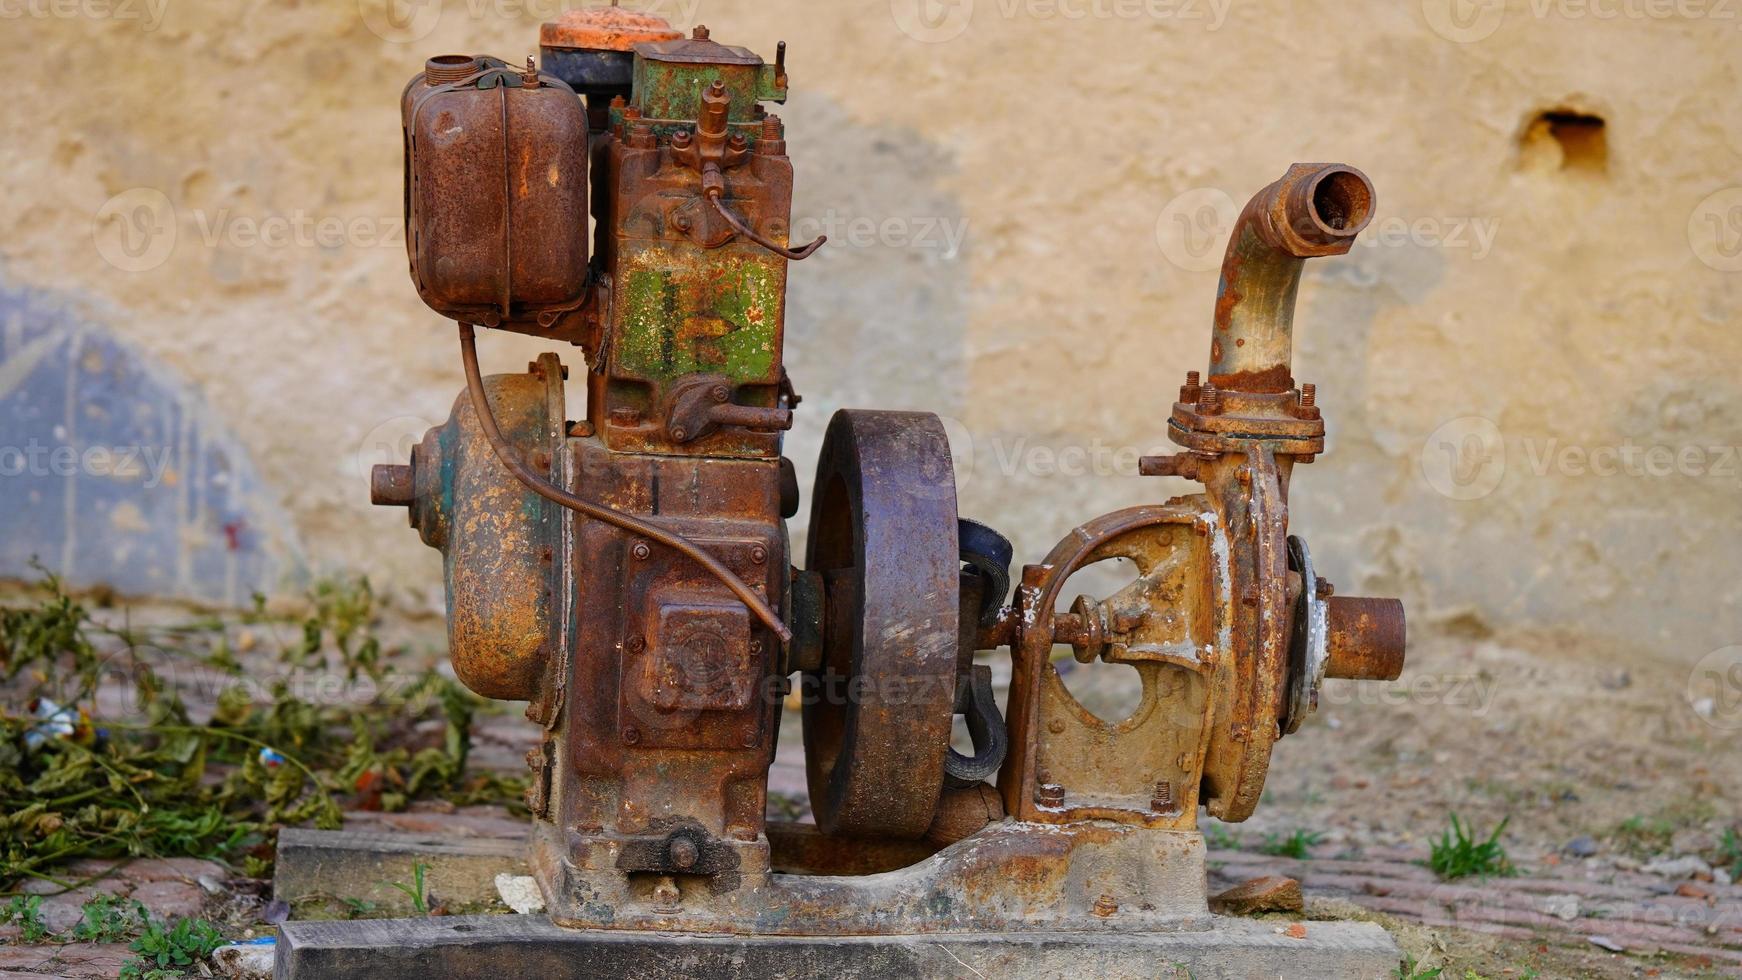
[{"left": 540, "top": 8, "right": 683, "bottom": 51}]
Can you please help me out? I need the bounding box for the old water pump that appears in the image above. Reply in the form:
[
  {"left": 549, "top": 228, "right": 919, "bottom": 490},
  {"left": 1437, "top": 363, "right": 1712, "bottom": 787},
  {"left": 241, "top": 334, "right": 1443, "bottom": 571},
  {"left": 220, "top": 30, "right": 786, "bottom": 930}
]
[{"left": 372, "top": 8, "right": 1406, "bottom": 947}]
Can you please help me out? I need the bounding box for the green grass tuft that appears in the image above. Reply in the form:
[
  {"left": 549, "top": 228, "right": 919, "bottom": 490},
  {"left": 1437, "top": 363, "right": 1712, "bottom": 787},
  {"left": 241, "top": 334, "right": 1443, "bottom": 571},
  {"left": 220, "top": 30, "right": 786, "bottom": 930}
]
[
  {"left": 1258, "top": 828, "right": 1324, "bottom": 860},
  {"left": 1429, "top": 813, "right": 1511, "bottom": 879}
]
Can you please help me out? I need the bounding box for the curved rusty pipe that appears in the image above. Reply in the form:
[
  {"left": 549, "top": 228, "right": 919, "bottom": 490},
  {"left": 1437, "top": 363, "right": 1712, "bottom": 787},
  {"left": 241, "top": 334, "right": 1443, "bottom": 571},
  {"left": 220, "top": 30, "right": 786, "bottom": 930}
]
[{"left": 1209, "top": 164, "right": 1375, "bottom": 393}]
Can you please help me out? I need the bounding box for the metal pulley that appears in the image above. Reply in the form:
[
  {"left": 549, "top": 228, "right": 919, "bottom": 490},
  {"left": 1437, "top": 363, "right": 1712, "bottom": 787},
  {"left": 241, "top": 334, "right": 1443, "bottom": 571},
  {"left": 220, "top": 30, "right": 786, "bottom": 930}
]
[{"left": 802, "top": 409, "right": 961, "bottom": 838}]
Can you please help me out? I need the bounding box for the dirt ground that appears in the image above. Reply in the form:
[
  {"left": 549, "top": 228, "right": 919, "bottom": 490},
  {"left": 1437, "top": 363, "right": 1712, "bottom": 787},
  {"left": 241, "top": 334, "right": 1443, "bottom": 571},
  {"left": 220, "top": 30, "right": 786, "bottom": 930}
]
[
  {"left": 2, "top": 588, "right": 1737, "bottom": 978},
  {"left": 1219, "top": 625, "right": 1742, "bottom": 978}
]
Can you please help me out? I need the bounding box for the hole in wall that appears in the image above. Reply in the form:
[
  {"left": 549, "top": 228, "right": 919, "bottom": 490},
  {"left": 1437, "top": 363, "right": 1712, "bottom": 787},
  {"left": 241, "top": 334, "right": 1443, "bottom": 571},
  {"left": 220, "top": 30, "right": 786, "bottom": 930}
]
[{"left": 1519, "top": 108, "right": 1608, "bottom": 175}]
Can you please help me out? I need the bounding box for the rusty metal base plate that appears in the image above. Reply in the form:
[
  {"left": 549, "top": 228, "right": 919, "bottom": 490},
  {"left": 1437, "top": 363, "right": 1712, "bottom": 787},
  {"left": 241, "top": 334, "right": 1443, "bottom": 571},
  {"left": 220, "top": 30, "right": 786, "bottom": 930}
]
[
  {"left": 274, "top": 913, "right": 1401, "bottom": 979},
  {"left": 533, "top": 821, "right": 1211, "bottom": 935}
]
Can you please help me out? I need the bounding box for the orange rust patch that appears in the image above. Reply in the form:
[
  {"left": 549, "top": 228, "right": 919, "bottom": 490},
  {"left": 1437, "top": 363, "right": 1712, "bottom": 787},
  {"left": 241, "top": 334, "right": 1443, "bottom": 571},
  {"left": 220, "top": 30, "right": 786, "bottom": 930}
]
[{"left": 541, "top": 9, "right": 683, "bottom": 51}]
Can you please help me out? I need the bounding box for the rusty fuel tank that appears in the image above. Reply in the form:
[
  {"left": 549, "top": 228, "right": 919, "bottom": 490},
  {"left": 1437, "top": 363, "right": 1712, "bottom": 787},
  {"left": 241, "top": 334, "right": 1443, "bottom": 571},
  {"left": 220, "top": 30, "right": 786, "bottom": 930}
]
[{"left": 403, "top": 55, "right": 591, "bottom": 330}]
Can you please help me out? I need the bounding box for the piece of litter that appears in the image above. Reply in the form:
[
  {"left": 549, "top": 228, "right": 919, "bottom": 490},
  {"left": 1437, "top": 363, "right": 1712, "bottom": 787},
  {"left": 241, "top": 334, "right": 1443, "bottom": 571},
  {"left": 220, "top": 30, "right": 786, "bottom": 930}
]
[
  {"left": 1587, "top": 935, "right": 1625, "bottom": 953},
  {"left": 496, "top": 873, "right": 545, "bottom": 914},
  {"left": 213, "top": 941, "right": 275, "bottom": 979},
  {"left": 1542, "top": 894, "right": 1580, "bottom": 921}
]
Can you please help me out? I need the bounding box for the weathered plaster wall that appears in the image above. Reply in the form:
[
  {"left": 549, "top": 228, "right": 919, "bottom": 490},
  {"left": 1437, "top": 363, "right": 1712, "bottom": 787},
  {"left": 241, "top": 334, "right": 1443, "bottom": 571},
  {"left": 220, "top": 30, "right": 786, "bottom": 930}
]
[{"left": 0, "top": 0, "right": 1737, "bottom": 663}]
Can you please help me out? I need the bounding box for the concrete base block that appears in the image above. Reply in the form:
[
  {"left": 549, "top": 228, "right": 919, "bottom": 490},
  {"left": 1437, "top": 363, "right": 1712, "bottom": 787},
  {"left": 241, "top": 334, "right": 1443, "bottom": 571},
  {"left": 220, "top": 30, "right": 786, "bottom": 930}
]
[
  {"left": 273, "top": 829, "right": 524, "bottom": 913},
  {"left": 276, "top": 913, "right": 1401, "bottom": 979}
]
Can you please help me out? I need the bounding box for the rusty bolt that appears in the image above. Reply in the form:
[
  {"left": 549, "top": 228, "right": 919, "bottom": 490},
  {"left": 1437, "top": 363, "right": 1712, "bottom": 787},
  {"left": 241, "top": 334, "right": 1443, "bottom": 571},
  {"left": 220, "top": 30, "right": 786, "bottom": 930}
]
[
  {"left": 627, "top": 635, "right": 645, "bottom": 652},
  {"left": 1035, "top": 782, "right": 1065, "bottom": 807},
  {"left": 1316, "top": 576, "right": 1334, "bottom": 597},
  {"left": 674, "top": 213, "right": 692, "bottom": 232},
  {"left": 669, "top": 426, "right": 689, "bottom": 442},
  {"left": 1199, "top": 383, "right": 1221, "bottom": 414},
  {"left": 1186, "top": 370, "right": 1200, "bottom": 386},
  {"left": 1093, "top": 895, "right": 1118, "bottom": 917},
  {"left": 749, "top": 639, "right": 763, "bottom": 655},
  {"left": 610, "top": 95, "right": 627, "bottom": 109},
  {"left": 693, "top": 24, "right": 710, "bottom": 39},
  {"left": 1300, "top": 383, "right": 1317, "bottom": 408},
  {"left": 622, "top": 727, "right": 641, "bottom": 745},
  {"left": 762, "top": 115, "right": 783, "bottom": 140},
  {"left": 668, "top": 837, "right": 699, "bottom": 870},
  {"left": 750, "top": 544, "right": 768, "bottom": 564},
  {"left": 1047, "top": 718, "right": 1066, "bottom": 734},
  {"left": 632, "top": 541, "right": 651, "bottom": 560},
  {"left": 1151, "top": 780, "right": 1176, "bottom": 813},
  {"left": 729, "top": 133, "right": 748, "bottom": 150},
  {"left": 710, "top": 384, "right": 730, "bottom": 403},
  {"left": 610, "top": 406, "right": 642, "bottom": 426},
  {"left": 671, "top": 129, "right": 692, "bottom": 148}
]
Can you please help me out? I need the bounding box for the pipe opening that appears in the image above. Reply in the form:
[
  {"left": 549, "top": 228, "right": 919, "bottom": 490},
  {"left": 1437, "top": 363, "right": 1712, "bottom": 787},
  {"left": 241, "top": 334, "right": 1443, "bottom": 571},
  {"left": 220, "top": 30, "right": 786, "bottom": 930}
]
[
  {"left": 425, "top": 55, "right": 482, "bottom": 84},
  {"left": 1309, "top": 169, "right": 1373, "bottom": 237}
]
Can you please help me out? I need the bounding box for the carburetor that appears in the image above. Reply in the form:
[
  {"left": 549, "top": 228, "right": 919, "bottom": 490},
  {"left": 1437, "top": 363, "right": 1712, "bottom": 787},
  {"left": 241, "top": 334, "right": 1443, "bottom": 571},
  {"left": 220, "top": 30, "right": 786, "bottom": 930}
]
[{"left": 372, "top": 9, "right": 1406, "bottom": 938}]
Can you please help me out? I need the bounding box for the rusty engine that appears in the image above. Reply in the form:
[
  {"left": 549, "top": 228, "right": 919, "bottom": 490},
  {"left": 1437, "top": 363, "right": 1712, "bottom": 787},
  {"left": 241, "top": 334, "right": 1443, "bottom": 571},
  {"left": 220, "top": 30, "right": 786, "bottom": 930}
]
[{"left": 371, "top": 10, "right": 1407, "bottom": 935}]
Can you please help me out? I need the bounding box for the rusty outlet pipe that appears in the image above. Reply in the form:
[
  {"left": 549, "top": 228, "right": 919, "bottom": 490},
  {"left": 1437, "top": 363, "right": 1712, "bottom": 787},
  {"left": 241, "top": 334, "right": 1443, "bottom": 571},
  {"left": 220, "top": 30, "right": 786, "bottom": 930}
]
[
  {"left": 1210, "top": 164, "right": 1375, "bottom": 393},
  {"left": 1324, "top": 595, "right": 1406, "bottom": 681}
]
